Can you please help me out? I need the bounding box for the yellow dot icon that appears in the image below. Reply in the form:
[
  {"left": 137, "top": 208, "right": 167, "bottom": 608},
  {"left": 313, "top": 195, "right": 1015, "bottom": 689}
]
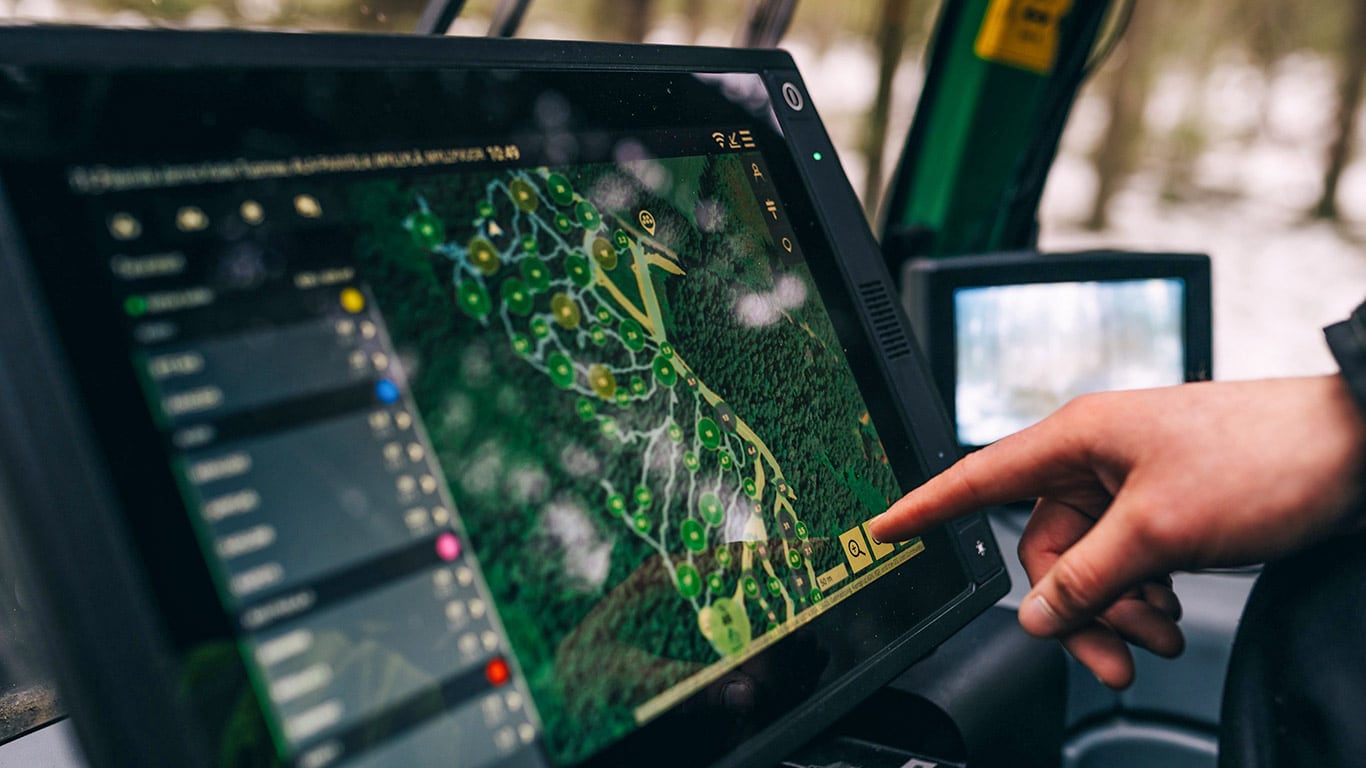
[{"left": 340, "top": 287, "right": 366, "bottom": 314}]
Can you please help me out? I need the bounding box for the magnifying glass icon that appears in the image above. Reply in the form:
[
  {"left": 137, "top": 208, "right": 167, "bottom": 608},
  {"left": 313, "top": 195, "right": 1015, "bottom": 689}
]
[{"left": 847, "top": 540, "right": 865, "bottom": 558}]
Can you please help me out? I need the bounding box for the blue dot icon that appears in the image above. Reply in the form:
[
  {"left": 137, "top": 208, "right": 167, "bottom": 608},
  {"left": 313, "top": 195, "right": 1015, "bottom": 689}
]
[{"left": 376, "top": 379, "right": 400, "bottom": 404}]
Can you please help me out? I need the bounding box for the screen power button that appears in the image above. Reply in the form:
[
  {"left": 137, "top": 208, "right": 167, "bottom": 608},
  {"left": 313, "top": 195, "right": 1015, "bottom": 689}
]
[{"left": 780, "top": 81, "right": 805, "bottom": 112}]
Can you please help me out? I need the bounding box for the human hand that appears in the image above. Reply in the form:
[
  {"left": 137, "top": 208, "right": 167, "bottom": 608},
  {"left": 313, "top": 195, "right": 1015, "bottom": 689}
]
[{"left": 869, "top": 376, "right": 1366, "bottom": 688}]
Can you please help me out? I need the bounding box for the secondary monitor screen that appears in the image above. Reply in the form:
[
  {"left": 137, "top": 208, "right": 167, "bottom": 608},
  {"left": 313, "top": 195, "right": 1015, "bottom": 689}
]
[
  {"left": 954, "top": 278, "right": 1186, "bottom": 447},
  {"left": 1, "top": 49, "right": 981, "bottom": 768}
]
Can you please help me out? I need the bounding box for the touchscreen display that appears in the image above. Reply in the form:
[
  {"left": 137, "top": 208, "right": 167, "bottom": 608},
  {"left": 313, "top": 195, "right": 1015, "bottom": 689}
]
[
  {"left": 1, "top": 64, "right": 971, "bottom": 768},
  {"left": 954, "top": 278, "right": 1185, "bottom": 446}
]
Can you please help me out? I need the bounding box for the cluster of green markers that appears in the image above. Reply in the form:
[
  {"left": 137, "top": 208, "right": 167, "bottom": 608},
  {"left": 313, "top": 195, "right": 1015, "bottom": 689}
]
[{"left": 402, "top": 168, "right": 819, "bottom": 647}]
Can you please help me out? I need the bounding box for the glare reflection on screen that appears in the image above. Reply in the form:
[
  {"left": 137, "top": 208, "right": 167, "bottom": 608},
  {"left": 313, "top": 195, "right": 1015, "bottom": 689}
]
[{"left": 954, "top": 278, "right": 1185, "bottom": 446}]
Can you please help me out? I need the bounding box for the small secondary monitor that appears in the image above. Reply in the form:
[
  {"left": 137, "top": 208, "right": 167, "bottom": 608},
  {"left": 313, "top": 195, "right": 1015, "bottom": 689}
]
[
  {"left": 0, "top": 28, "right": 1006, "bottom": 768},
  {"left": 904, "top": 251, "right": 1212, "bottom": 450}
]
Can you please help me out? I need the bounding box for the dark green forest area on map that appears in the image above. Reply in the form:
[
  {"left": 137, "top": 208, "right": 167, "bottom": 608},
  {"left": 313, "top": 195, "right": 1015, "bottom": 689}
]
[{"left": 348, "top": 153, "right": 901, "bottom": 764}]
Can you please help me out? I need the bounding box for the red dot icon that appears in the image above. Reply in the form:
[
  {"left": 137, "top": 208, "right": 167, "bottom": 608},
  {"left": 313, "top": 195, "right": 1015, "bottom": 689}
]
[
  {"left": 485, "top": 656, "right": 510, "bottom": 687},
  {"left": 436, "top": 533, "right": 461, "bottom": 562}
]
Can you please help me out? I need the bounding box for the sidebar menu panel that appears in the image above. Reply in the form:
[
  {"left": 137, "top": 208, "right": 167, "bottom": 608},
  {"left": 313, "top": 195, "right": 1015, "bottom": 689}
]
[{"left": 102, "top": 192, "right": 545, "bottom": 768}]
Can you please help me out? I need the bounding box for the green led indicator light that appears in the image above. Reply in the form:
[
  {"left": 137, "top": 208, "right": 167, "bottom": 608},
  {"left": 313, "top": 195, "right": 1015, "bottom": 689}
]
[
  {"left": 812, "top": 152, "right": 823, "bottom": 161},
  {"left": 124, "top": 295, "right": 148, "bottom": 317}
]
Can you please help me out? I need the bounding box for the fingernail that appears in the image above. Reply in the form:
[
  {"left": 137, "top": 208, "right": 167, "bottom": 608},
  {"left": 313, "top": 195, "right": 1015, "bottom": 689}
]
[{"left": 1020, "top": 593, "right": 1065, "bottom": 635}]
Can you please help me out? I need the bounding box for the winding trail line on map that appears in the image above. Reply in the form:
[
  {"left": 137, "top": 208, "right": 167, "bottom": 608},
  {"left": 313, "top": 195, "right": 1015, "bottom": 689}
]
[{"left": 404, "top": 167, "right": 822, "bottom": 658}]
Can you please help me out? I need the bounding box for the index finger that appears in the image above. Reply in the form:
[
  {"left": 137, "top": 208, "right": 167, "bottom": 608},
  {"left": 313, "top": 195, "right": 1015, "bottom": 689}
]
[{"left": 868, "top": 417, "right": 1085, "bottom": 542}]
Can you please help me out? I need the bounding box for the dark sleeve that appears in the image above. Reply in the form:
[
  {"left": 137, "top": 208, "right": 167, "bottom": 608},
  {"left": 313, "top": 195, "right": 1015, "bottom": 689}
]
[
  {"left": 1218, "top": 531, "right": 1366, "bottom": 768},
  {"left": 1324, "top": 297, "right": 1366, "bottom": 416}
]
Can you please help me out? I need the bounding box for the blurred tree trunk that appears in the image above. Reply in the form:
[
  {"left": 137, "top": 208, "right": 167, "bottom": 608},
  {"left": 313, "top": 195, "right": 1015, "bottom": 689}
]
[
  {"left": 1311, "top": 0, "right": 1366, "bottom": 221},
  {"left": 685, "top": 0, "right": 706, "bottom": 43},
  {"left": 1084, "top": 0, "right": 1155, "bottom": 231},
  {"left": 1245, "top": 0, "right": 1292, "bottom": 136},
  {"left": 623, "top": 0, "right": 653, "bottom": 43},
  {"left": 860, "top": 0, "right": 911, "bottom": 215},
  {"left": 597, "top": 0, "right": 653, "bottom": 42}
]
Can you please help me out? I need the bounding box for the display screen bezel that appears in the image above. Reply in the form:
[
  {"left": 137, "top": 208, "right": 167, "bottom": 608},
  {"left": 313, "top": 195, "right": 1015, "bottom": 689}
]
[{"left": 906, "top": 251, "right": 1213, "bottom": 452}]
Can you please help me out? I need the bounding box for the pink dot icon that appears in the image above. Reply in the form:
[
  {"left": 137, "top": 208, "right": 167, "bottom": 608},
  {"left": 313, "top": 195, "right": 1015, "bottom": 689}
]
[{"left": 436, "top": 533, "right": 461, "bottom": 562}]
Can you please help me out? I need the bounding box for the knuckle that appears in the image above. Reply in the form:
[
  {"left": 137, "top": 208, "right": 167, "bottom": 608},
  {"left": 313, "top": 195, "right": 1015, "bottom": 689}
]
[
  {"left": 1127, "top": 506, "right": 1184, "bottom": 558},
  {"left": 1048, "top": 555, "right": 1107, "bottom": 617}
]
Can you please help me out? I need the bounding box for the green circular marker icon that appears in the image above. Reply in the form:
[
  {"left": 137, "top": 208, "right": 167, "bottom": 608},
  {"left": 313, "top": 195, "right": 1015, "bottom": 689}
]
[
  {"left": 590, "top": 237, "right": 617, "bottom": 271},
  {"left": 607, "top": 492, "right": 627, "bottom": 514},
  {"left": 509, "top": 178, "right": 539, "bottom": 212},
  {"left": 652, "top": 355, "right": 677, "bottom": 387},
  {"left": 716, "top": 546, "right": 733, "bottom": 566},
  {"left": 575, "top": 200, "right": 601, "bottom": 230},
  {"left": 456, "top": 280, "right": 492, "bottom": 318},
  {"left": 406, "top": 211, "right": 445, "bottom": 249},
  {"left": 743, "top": 478, "right": 758, "bottom": 498},
  {"left": 476, "top": 200, "right": 495, "bottom": 219},
  {"left": 742, "top": 575, "right": 759, "bottom": 598},
  {"left": 511, "top": 333, "right": 533, "bottom": 356},
  {"left": 633, "top": 512, "right": 651, "bottom": 533},
  {"left": 702, "top": 598, "right": 751, "bottom": 657},
  {"left": 468, "top": 238, "right": 501, "bottom": 276},
  {"left": 614, "top": 389, "right": 632, "bottom": 407},
  {"left": 613, "top": 229, "right": 630, "bottom": 250},
  {"left": 521, "top": 258, "right": 550, "bottom": 291},
  {"left": 595, "top": 306, "right": 612, "bottom": 324},
  {"left": 681, "top": 519, "right": 706, "bottom": 552},
  {"left": 683, "top": 451, "right": 700, "bottom": 472},
  {"left": 697, "top": 418, "right": 721, "bottom": 450},
  {"left": 565, "top": 254, "right": 592, "bottom": 287},
  {"left": 531, "top": 318, "right": 552, "bottom": 340},
  {"left": 676, "top": 564, "right": 702, "bottom": 598},
  {"left": 550, "top": 293, "right": 581, "bottom": 329},
  {"left": 633, "top": 485, "right": 653, "bottom": 507},
  {"left": 590, "top": 326, "right": 608, "bottom": 346},
  {"left": 699, "top": 493, "right": 724, "bottom": 526},
  {"left": 767, "top": 576, "right": 782, "bottom": 596},
  {"left": 619, "top": 319, "right": 646, "bottom": 351},
  {"left": 659, "top": 342, "right": 674, "bottom": 358},
  {"left": 546, "top": 173, "right": 574, "bottom": 206},
  {"left": 795, "top": 521, "right": 809, "bottom": 540},
  {"left": 719, "top": 451, "right": 734, "bottom": 470},
  {"left": 600, "top": 417, "right": 618, "bottom": 437},
  {"left": 787, "top": 550, "right": 803, "bottom": 569},
  {"left": 501, "top": 278, "right": 534, "bottom": 316},
  {"left": 629, "top": 376, "right": 648, "bottom": 396},
  {"left": 123, "top": 295, "right": 148, "bottom": 317},
  {"left": 576, "top": 398, "right": 596, "bottom": 421},
  {"left": 667, "top": 422, "right": 684, "bottom": 443},
  {"left": 708, "top": 573, "right": 725, "bottom": 594},
  {"left": 554, "top": 212, "right": 574, "bottom": 234},
  {"left": 547, "top": 352, "right": 575, "bottom": 389},
  {"left": 588, "top": 364, "right": 617, "bottom": 400},
  {"left": 810, "top": 589, "right": 824, "bottom": 604},
  {"left": 520, "top": 233, "right": 538, "bottom": 254}
]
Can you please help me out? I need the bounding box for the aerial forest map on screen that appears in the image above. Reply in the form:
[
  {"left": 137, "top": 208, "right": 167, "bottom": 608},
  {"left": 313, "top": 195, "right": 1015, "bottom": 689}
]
[{"left": 349, "top": 153, "right": 907, "bottom": 763}]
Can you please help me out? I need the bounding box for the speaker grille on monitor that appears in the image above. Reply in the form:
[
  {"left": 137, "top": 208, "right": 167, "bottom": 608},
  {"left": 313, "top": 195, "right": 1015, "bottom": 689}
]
[{"left": 857, "top": 280, "right": 912, "bottom": 360}]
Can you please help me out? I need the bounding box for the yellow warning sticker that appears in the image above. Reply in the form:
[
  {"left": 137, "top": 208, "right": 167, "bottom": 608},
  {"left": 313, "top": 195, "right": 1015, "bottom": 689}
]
[{"left": 975, "top": 0, "right": 1074, "bottom": 74}]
